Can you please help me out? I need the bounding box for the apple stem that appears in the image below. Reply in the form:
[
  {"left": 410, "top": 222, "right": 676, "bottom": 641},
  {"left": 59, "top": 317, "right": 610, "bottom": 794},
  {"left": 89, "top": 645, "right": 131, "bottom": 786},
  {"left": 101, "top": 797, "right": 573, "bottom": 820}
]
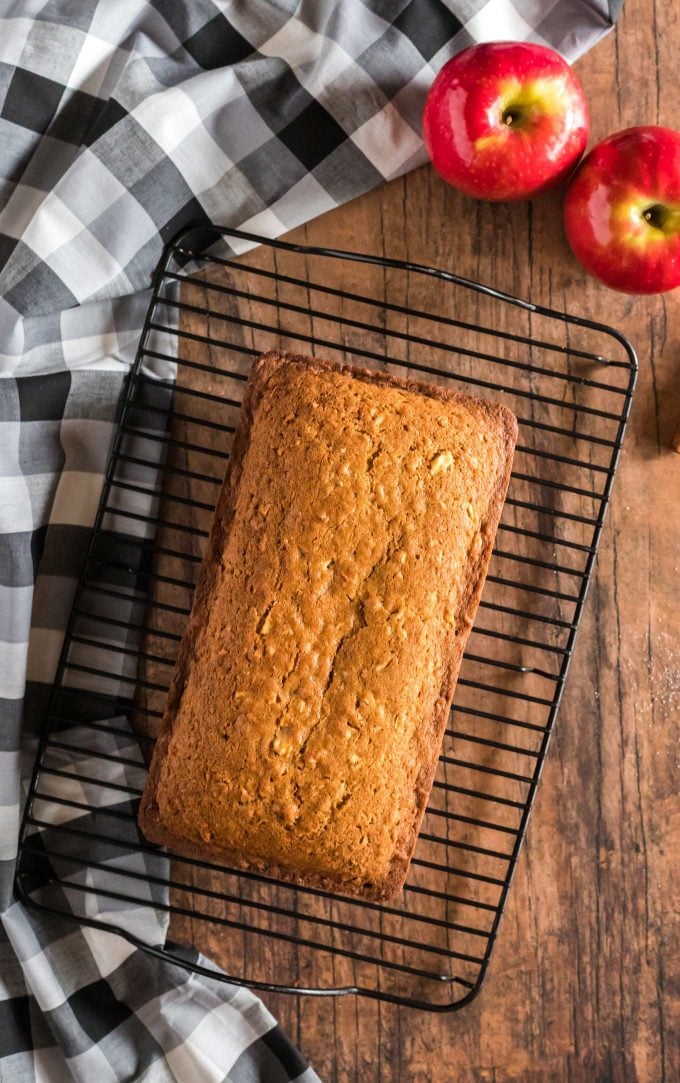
[
  {"left": 501, "top": 106, "right": 524, "bottom": 127},
  {"left": 643, "top": 203, "right": 670, "bottom": 230}
]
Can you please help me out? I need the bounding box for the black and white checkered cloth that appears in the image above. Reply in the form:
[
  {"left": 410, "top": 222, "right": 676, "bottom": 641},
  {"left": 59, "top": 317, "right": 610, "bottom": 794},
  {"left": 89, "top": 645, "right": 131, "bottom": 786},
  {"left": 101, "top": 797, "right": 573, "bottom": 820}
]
[{"left": 0, "top": 1, "right": 622, "bottom": 1079}]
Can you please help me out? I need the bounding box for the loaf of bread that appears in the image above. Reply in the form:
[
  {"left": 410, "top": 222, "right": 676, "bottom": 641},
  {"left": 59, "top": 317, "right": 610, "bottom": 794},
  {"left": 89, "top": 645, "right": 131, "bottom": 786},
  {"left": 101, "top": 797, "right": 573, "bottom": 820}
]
[{"left": 138, "top": 352, "right": 517, "bottom": 900}]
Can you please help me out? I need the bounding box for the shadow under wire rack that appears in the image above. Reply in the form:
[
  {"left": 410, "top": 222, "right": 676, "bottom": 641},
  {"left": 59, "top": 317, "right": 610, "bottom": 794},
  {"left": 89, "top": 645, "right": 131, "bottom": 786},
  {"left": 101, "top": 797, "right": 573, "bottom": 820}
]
[{"left": 16, "top": 226, "right": 637, "bottom": 1011}]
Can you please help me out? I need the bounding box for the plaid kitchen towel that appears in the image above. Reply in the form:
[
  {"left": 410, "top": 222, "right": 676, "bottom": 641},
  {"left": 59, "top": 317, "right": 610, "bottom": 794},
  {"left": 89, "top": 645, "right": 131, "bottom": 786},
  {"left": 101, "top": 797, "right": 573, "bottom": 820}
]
[{"left": 0, "top": 0, "right": 622, "bottom": 1080}]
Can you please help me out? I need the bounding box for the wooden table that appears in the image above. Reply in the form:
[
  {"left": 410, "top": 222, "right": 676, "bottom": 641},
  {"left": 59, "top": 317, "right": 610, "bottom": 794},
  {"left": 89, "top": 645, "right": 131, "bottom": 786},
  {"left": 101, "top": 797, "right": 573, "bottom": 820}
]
[{"left": 163, "top": 3, "right": 679, "bottom": 1078}]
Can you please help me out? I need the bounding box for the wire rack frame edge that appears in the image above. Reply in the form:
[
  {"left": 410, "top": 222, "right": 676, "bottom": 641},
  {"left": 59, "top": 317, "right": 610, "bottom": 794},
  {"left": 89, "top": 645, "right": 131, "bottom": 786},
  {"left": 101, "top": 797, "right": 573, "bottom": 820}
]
[{"left": 16, "top": 225, "right": 638, "bottom": 1012}]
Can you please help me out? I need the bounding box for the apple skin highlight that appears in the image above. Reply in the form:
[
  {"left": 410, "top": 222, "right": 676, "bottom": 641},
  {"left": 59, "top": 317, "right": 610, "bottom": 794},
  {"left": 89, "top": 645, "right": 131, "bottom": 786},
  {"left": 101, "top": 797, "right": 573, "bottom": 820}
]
[
  {"left": 564, "top": 125, "right": 680, "bottom": 294},
  {"left": 423, "top": 41, "right": 589, "bottom": 201}
]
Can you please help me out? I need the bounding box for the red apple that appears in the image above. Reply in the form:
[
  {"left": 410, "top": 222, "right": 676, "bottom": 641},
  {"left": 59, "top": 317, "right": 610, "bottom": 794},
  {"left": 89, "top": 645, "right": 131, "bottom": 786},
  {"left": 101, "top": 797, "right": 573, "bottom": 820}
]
[
  {"left": 423, "top": 41, "right": 589, "bottom": 201},
  {"left": 564, "top": 125, "right": 680, "bottom": 294}
]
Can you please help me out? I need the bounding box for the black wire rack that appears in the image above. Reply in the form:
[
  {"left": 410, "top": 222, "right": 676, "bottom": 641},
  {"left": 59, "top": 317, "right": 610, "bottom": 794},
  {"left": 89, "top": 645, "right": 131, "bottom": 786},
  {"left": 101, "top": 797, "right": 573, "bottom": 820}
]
[{"left": 16, "top": 226, "right": 637, "bottom": 1011}]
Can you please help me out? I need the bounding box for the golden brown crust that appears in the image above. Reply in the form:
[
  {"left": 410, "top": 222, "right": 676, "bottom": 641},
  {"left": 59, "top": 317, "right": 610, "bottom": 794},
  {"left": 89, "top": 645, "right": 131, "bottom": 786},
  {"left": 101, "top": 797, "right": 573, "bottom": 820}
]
[{"left": 138, "top": 351, "right": 517, "bottom": 900}]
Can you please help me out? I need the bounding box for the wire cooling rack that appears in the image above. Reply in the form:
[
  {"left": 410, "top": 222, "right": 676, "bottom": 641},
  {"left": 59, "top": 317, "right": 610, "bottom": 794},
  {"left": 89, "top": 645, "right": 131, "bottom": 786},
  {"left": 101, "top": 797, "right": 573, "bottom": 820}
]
[{"left": 16, "top": 226, "right": 637, "bottom": 1011}]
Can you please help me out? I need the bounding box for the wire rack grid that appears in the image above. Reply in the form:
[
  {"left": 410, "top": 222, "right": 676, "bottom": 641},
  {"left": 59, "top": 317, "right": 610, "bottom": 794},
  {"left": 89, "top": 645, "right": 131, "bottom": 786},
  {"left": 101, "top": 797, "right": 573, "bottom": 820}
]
[{"left": 16, "top": 226, "right": 637, "bottom": 1011}]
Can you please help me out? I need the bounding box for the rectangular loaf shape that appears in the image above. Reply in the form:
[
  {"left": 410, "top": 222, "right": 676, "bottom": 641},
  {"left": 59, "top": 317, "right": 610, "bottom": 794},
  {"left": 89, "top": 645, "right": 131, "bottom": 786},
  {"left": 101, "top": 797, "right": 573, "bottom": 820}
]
[{"left": 138, "top": 351, "right": 517, "bottom": 900}]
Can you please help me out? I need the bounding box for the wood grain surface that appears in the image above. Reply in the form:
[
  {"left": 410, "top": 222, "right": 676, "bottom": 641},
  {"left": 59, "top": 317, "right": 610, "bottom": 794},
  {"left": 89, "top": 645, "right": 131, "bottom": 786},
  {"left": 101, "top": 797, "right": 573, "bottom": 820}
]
[{"left": 141, "top": 3, "right": 679, "bottom": 1079}]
